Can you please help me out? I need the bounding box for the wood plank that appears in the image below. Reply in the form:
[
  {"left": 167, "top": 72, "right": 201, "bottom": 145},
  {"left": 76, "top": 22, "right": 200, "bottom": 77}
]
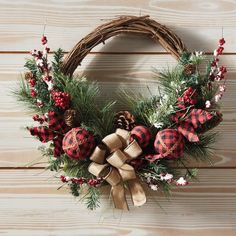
[
  {"left": 0, "top": 169, "right": 236, "bottom": 235},
  {"left": 0, "top": 0, "right": 236, "bottom": 52},
  {"left": 1, "top": 228, "right": 236, "bottom": 236}
]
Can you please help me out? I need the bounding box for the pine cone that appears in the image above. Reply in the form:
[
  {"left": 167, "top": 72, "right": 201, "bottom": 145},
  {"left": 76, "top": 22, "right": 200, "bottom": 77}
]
[
  {"left": 114, "top": 111, "right": 136, "bottom": 131},
  {"left": 183, "top": 64, "right": 196, "bottom": 76},
  {"left": 24, "top": 72, "right": 33, "bottom": 80},
  {"left": 64, "top": 109, "right": 80, "bottom": 127}
]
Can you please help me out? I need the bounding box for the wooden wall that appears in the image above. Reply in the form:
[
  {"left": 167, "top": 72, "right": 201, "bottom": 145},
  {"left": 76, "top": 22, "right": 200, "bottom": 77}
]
[{"left": 0, "top": 1, "right": 236, "bottom": 235}]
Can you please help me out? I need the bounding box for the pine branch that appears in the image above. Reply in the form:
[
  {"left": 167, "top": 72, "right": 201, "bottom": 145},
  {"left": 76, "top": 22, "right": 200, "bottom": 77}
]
[
  {"left": 84, "top": 185, "right": 101, "bottom": 210},
  {"left": 184, "top": 132, "right": 217, "bottom": 164},
  {"left": 69, "top": 182, "right": 80, "bottom": 197},
  {"left": 52, "top": 48, "right": 64, "bottom": 75},
  {"left": 24, "top": 58, "right": 38, "bottom": 75},
  {"left": 153, "top": 66, "right": 183, "bottom": 95},
  {"left": 61, "top": 76, "right": 100, "bottom": 119},
  {"left": 62, "top": 157, "right": 94, "bottom": 179},
  {"left": 13, "top": 78, "right": 43, "bottom": 113},
  {"left": 86, "top": 101, "right": 116, "bottom": 139},
  {"left": 119, "top": 89, "right": 161, "bottom": 126}
]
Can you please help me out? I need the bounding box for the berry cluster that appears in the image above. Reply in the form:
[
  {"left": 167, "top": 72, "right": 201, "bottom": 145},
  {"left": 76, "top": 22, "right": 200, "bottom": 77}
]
[
  {"left": 209, "top": 38, "right": 227, "bottom": 82},
  {"left": 60, "top": 175, "right": 103, "bottom": 187},
  {"left": 51, "top": 91, "right": 70, "bottom": 110},
  {"left": 206, "top": 38, "right": 227, "bottom": 108},
  {"left": 30, "top": 35, "right": 52, "bottom": 89},
  {"left": 177, "top": 87, "right": 197, "bottom": 109},
  {"left": 32, "top": 114, "right": 47, "bottom": 124}
]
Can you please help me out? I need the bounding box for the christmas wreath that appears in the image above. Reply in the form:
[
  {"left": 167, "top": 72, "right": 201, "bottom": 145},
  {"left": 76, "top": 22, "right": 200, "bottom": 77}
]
[{"left": 15, "top": 15, "right": 227, "bottom": 210}]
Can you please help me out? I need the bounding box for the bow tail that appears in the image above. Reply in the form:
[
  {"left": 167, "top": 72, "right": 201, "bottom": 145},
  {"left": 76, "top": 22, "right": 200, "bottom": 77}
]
[
  {"left": 111, "top": 183, "right": 129, "bottom": 210},
  {"left": 128, "top": 178, "right": 146, "bottom": 207}
]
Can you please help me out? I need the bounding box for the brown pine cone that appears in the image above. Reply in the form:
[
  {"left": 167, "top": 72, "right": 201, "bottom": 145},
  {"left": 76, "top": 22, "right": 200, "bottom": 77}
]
[
  {"left": 114, "top": 111, "right": 136, "bottom": 131},
  {"left": 64, "top": 109, "right": 80, "bottom": 127},
  {"left": 183, "top": 63, "right": 196, "bottom": 76},
  {"left": 24, "top": 72, "right": 33, "bottom": 80}
]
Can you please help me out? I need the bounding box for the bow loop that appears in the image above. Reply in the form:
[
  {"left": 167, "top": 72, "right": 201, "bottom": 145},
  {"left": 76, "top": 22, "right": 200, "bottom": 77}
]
[
  {"left": 124, "top": 140, "right": 142, "bottom": 159},
  {"left": 102, "top": 133, "right": 123, "bottom": 152},
  {"left": 107, "top": 149, "right": 128, "bottom": 168},
  {"left": 90, "top": 145, "right": 107, "bottom": 164}
]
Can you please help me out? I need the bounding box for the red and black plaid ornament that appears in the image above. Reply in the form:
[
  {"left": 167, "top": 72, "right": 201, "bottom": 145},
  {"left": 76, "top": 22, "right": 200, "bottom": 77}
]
[
  {"left": 130, "top": 125, "right": 151, "bottom": 148},
  {"left": 154, "top": 129, "right": 184, "bottom": 159},
  {"left": 62, "top": 127, "right": 95, "bottom": 160}
]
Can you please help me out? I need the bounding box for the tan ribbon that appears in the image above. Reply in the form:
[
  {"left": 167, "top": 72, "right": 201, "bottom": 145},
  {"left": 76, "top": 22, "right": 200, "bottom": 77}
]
[{"left": 88, "top": 128, "right": 146, "bottom": 210}]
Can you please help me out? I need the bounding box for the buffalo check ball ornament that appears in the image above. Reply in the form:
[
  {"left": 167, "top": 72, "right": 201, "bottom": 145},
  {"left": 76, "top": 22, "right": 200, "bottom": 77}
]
[
  {"left": 62, "top": 127, "right": 95, "bottom": 160},
  {"left": 15, "top": 15, "right": 227, "bottom": 210}
]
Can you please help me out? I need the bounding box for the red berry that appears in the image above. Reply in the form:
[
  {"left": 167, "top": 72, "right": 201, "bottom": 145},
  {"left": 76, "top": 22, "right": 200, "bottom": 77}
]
[
  {"left": 41, "top": 35, "right": 47, "bottom": 45},
  {"left": 60, "top": 175, "right": 67, "bottom": 183},
  {"left": 220, "top": 66, "right": 227, "bottom": 74},
  {"left": 219, "top": 38, "right": 225, "bottom": 46},
  {"left": 30, "top": 89, "right": 37, "bottom": 97},
  {"left": 29, "top": 79, "right": 36, "bottom": 87},
  {"left": 217, "top": 46, "right": 224, "bottom": 55},
  {"left": 43, "top": 75, "right": 52, "bottom": 81},
  {"left": 32, "top": 114, "right": 39, "bottom": 121},
  {"left": 37, "top": 51, "right": 43, "bottom": 59},
  {"left": 88, "top": 179, "right": 99, "bottom": 186},
  {"left": 45, "top": 47, "right": 50, "bottom": 53}
]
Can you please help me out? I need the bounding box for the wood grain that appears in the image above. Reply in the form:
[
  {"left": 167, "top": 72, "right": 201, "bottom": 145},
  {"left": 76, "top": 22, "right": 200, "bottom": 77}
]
[
  {"left": 0, "top": 169, "right": 236, "bottom": 235},
  {"left": 0, "top": 0, "right": 235, "bottom": 52}
]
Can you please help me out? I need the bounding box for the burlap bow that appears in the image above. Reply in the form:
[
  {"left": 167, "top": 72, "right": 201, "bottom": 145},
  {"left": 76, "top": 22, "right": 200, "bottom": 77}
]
[{"left": 88, "top": 128, "right": 146, "bottom": 210}]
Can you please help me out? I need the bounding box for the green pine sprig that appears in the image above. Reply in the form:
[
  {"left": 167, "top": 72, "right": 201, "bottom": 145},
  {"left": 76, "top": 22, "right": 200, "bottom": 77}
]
[{"left": 83, "top": 186, "right": 101, "bottom": 210}]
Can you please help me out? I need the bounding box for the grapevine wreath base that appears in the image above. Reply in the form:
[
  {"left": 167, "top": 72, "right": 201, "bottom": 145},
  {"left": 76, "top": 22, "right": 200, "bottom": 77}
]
[{"left": 15, "top": 15, "right": 227, "bottom": 210}]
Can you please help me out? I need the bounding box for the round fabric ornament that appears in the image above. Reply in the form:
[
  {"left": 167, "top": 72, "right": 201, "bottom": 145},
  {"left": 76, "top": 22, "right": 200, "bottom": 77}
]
[
  {"left": 130, "top": 125, "right": 152, "bottom": 148},
  {"left": 62, "top": 127, "right": 95, "bottom": 160},
  {"left": 154, "top": 129, "right": 184, "bottom": 159}
]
